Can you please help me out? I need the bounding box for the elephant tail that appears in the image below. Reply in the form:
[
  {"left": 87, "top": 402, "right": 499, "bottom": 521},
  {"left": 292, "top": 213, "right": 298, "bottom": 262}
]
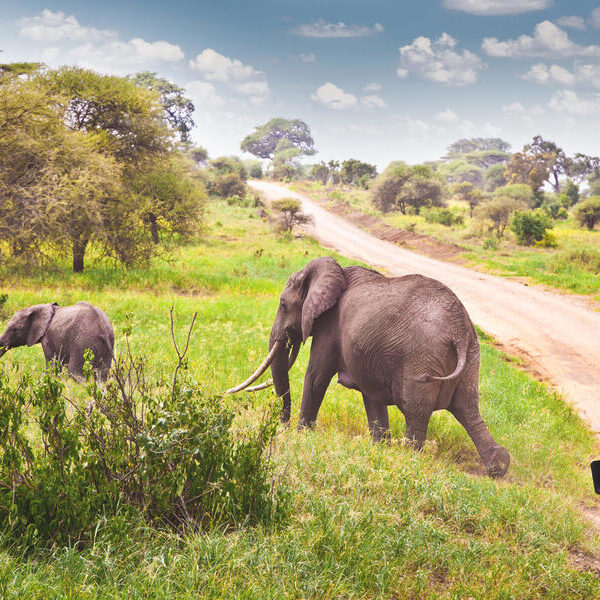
[{"left": 412, "top": 337, "right": 468, "bottom": 384}]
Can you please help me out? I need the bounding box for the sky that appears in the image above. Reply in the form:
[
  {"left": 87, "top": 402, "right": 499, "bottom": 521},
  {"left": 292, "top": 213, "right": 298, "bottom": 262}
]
[{"left": 3, "top": 1, "right": 600, "bottom": 168}]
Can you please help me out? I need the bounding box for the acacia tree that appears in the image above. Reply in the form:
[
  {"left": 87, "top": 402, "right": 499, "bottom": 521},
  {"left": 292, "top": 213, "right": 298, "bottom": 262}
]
[
  {"left": 311, "top": 162, "right": 330, "bottom": 185},
  {"left": 1, "top": 66, "right": 204, "bottom": 272},
  {"left": 130, "top": 71, "right": 195, "bottom": 142},
  {"left": 340, "top": 159, "right": 377, "bottom": 186},
  {"left": 240, "top": 118, "right": 315, "bottom": 165},
  {"left": 371, "top": 163, "right": 445, "bottom": 214}
]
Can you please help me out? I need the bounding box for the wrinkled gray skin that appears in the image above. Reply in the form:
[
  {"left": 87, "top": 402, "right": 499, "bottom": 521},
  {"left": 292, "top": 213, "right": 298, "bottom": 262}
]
[
  {"left": 0, "top": 302, "right": 114, "bottom": 381},
  {"left": 269, "top": 257, "right": 510, "bottom": 478}
]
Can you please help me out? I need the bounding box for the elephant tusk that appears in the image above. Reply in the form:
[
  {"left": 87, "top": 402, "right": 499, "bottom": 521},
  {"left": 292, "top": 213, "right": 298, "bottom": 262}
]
[
  {"left": 243, "top": 379, "right": 273, "bottom": 392},
  {"left": 225, "top": 340, "right": 283, "bottom": 394}
]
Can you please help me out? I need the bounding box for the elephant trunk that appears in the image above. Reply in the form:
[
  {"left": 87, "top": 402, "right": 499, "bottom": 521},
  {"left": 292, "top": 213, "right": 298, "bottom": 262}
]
[{"left": 270, "top": 333, "right": 294, "bottom": 424}]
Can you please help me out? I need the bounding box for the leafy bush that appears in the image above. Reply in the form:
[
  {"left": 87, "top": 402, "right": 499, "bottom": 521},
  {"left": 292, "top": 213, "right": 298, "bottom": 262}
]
[
  {"left": 573, "top": 196, "right": 600, "bottom": 230},
  {"left": 271, "top": 198, "right": 313, "bottom": 233},
  {"left": 422, "top": 207, "right": 464, "bottom": 227},
  {"left": 474, "top": 195, "right": 527, "bottom": 237},
  {"left": 0, "top": 317, "right": 289, "bottom": 549},
  {"left": 510, "top": 210, "right": 554, "bottom": 246},
  {"left": 212, "top": 173, "right": 247, "bottom": 198},
  {"left": 482, "top": 236, "right": 499, "bottom": 251}
]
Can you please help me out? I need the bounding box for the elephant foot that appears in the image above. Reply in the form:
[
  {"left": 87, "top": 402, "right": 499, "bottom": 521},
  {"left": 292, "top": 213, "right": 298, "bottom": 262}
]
[{"left": 485, "top": 445, "right": 511, "bottom": 478}]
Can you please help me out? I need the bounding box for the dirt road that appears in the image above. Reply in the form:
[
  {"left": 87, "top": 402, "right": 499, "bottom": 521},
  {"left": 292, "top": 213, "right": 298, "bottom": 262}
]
[{"left": 250, "top": 180, "right": 600, "bottom": 435}]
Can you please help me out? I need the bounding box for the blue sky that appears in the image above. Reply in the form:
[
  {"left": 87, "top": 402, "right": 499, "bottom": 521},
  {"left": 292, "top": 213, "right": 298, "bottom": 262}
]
[{"left": 3, "top": 1, "right": 600, "bottom": 167}]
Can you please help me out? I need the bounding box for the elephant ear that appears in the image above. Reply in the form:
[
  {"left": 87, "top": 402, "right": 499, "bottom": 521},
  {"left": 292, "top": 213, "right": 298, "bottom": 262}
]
[
  {"left": 27, "top": 303, "right": 58, "bottom": 347},
  {"left": 301, "top": 258, "right": 346, "bottom": 342}
]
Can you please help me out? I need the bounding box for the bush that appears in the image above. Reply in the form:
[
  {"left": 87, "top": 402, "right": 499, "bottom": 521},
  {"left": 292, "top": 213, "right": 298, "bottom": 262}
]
[
  {"left": 0, "top": 316, "right": 289, "bottom": 549},
  {"left": 510, "top": 210, "right": 554, "bottom": 246},
  {"left": 422, "top": 207, "right": 464, "bottom": 227},
  {"left": 213, "top": 173, "right": 247, "bottom": 198},
  {"left": 474, "top": 195, "right": 527, "bottom": 237},
  {"left": 482, "top": 236, "right": 499, "bottom": 251},
  {"left": 271, "top": 197, "right": 313, "bottom": 233},
  {"left": 573, "top": 196, "right": 600, "bottom": 230}
]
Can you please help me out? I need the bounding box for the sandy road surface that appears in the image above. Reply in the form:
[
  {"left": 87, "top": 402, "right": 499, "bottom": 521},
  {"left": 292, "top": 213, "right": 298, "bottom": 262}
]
[{"left": 250, "top": 180, "right": 600, "bottom": 436}]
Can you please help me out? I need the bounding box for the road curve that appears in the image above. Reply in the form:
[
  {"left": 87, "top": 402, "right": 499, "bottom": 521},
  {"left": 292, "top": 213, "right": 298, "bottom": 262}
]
[{"left": 250, "top": 180, "right": 600, "bottom": 435}]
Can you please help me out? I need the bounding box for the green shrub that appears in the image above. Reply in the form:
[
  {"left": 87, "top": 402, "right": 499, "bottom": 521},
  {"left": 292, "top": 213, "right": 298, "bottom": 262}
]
[
  {"left": 422, "top": 207, "right": 464, "bottom": 227},
  {"left": 510, "top": 210, "right": 553, "bottom": 246},
  {"left": 573, "top": 196, "right": 600, "bottom": 230},
  {"left": 0, "top": 320, "right": 289, "bottom": 550},
  {"left": 212, "top": 173, "right": 247, "bottom": 198},
  {"left": 482, "top": 236, "right": 499, "bottom": 251}
]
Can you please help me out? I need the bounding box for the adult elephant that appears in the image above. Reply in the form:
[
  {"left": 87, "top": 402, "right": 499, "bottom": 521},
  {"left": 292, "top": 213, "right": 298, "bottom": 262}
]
[
  {"left": 0, "top": 301, "right": 114, "bottom": 381},
  {"left": 228, "top": 257, "right": 510, "bottom": 478}
]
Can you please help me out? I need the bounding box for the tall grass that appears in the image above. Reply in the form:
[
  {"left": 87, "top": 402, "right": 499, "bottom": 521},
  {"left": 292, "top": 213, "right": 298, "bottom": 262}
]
[{"left": 0, "top": 198, "right": 598, "bottom": 598}]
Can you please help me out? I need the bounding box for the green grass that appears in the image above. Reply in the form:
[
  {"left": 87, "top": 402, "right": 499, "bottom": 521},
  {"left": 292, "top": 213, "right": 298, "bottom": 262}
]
[
  {"left": 292, "top": 182, "right": 600, "bottom": 300},
  {"left": 0, "top": 197, "right": 599, "bottom": 598}
]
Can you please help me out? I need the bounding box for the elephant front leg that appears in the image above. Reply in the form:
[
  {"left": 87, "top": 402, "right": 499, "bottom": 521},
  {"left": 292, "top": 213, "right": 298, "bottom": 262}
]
[{"left": 298, "top": 360, "right": 336, "bottom": 430}]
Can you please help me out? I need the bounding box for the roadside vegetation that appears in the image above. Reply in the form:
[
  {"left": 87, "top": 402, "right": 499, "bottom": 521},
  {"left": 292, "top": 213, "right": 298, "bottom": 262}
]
[{"left": 291, "top": 136, "right": 600, "bottom": 300}]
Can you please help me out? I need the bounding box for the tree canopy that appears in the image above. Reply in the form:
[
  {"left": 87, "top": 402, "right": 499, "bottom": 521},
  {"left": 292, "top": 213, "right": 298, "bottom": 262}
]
[
  {"left": 240, "top": 118, "right": 316, "bottom": 160},
  {"left": 0, "top": 66, "right": 205, "bottom": 272},
  {"left": 130, "top": 71, "right": 195, "bottom": 142}
]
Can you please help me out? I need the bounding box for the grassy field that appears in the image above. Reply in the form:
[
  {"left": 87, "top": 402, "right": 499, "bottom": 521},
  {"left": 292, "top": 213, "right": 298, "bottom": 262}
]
[
  {"left": 292, "top": 181, "right": 600, "bottom": 301},
  {"left": 0, "top": 198, "right": 599, "bottom": 598}
]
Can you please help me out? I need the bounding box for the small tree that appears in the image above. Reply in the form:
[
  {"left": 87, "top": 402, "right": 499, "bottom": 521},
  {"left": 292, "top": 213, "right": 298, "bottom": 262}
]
[
  {"left": 453, "top": 182, "right": 483, "bottom": 217},
  {"left": 310, "top": 161, "right": 330, "bottom": 185},
  {"left": 574, "top": 197, "right": 600, "bottom": 230},
  {"left": 475, "top": 196, "right": 527, "bottom": 238},
  {"left": 271, "top": 198, "right": 313, "bottom": 233},
  {"left": 340, "top": 159, "right": 377, "bottom": 186},
  {"left": 510, "top": 210, "right": 553, "bottom": 245}
]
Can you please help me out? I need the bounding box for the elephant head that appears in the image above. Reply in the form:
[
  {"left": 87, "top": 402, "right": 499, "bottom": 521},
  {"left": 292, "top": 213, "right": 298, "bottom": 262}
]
[
  {"left": 226, "top": 257, "right": 346, "bottom": 422},
  {"left": 0, "top": 303, "right": 58, "bottom": 358}
]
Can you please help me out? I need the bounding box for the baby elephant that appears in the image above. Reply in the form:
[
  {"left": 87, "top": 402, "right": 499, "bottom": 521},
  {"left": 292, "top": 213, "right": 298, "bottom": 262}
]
[{"left": 0, "top": 302, "right": 114, "bottom": 381}]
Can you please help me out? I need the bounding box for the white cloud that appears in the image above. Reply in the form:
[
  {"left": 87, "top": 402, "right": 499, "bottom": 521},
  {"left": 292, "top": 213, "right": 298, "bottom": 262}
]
[
  {"left": 299, "top": 53, "right": 316, "bottom": 63},
  {"left": 403, "top": 117, "right": 431, "bottom": 134},
  {"left": 522, "top": 63, "right": 576, "bottom": 85},
  {"left": 522, "top": 62, "right": 600, "bottom": 87},
  {"left": 310, "top": 82, "right": 357, "bottom": 109},
  {"left": 398, "top": 33, "right": 486, "bottom": 85},
  {"left": 361, "top": 94, "right": 387, "bottom": 108},
  {"left": 435, "top": 109, "right": 460, "bottom": 123},
  {"left": 185, "top": 80, "right": 223, "bottom": 107},
  {"left": 482, "top": 21, "right": 600, "bottom": 58},
  {"left": 190, "top": 49, "right": 263, "bottom": 82},
  {"left": 19, "top": 9, "right": 116, "bottom": 42},
  {"left": 555, "top": 16, "right": 586, "bottom": 30},
  {"left": 44, "top": 38, "right": 184, "bottom": 74},
  {"left": 363, "top": 82, "right": 382, "bottom": 92},
  {"left": 591, "top": 8, "right": 600, "bottom": 28},
  {"left": 443, "top": 0, "right": 551, "bottom": 15},
  {"left": 502, "top": 101, "right": 545, "bottom": 117},
  {"left": 189, "top": 49, "right": 270, "bottom": 103},
  {"left": 291, "top": 19, "right": 384, "bottom": 38},
  {"left": 548, "top": 90, "right": 600, "bottom": 115}
]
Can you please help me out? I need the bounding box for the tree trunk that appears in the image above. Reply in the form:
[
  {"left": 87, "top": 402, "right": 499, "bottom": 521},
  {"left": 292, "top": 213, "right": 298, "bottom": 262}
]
[
  {"left": 148, "top": 213, "right": 159, "bottom": 245},
  {"left": 72, "top": 236, "right": 89, "bottom": 273}
]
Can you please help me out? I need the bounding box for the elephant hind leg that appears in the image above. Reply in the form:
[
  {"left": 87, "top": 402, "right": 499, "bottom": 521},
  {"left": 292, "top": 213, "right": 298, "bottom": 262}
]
[
  {"left": 401, "top": 379, "right": 436, "bottom": 450},
  {"left": 449, "top": 383, "right": 510, "bottom": 478},
  {"left": 362, "top": 394, "right": 390, "bottom": 442}
]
